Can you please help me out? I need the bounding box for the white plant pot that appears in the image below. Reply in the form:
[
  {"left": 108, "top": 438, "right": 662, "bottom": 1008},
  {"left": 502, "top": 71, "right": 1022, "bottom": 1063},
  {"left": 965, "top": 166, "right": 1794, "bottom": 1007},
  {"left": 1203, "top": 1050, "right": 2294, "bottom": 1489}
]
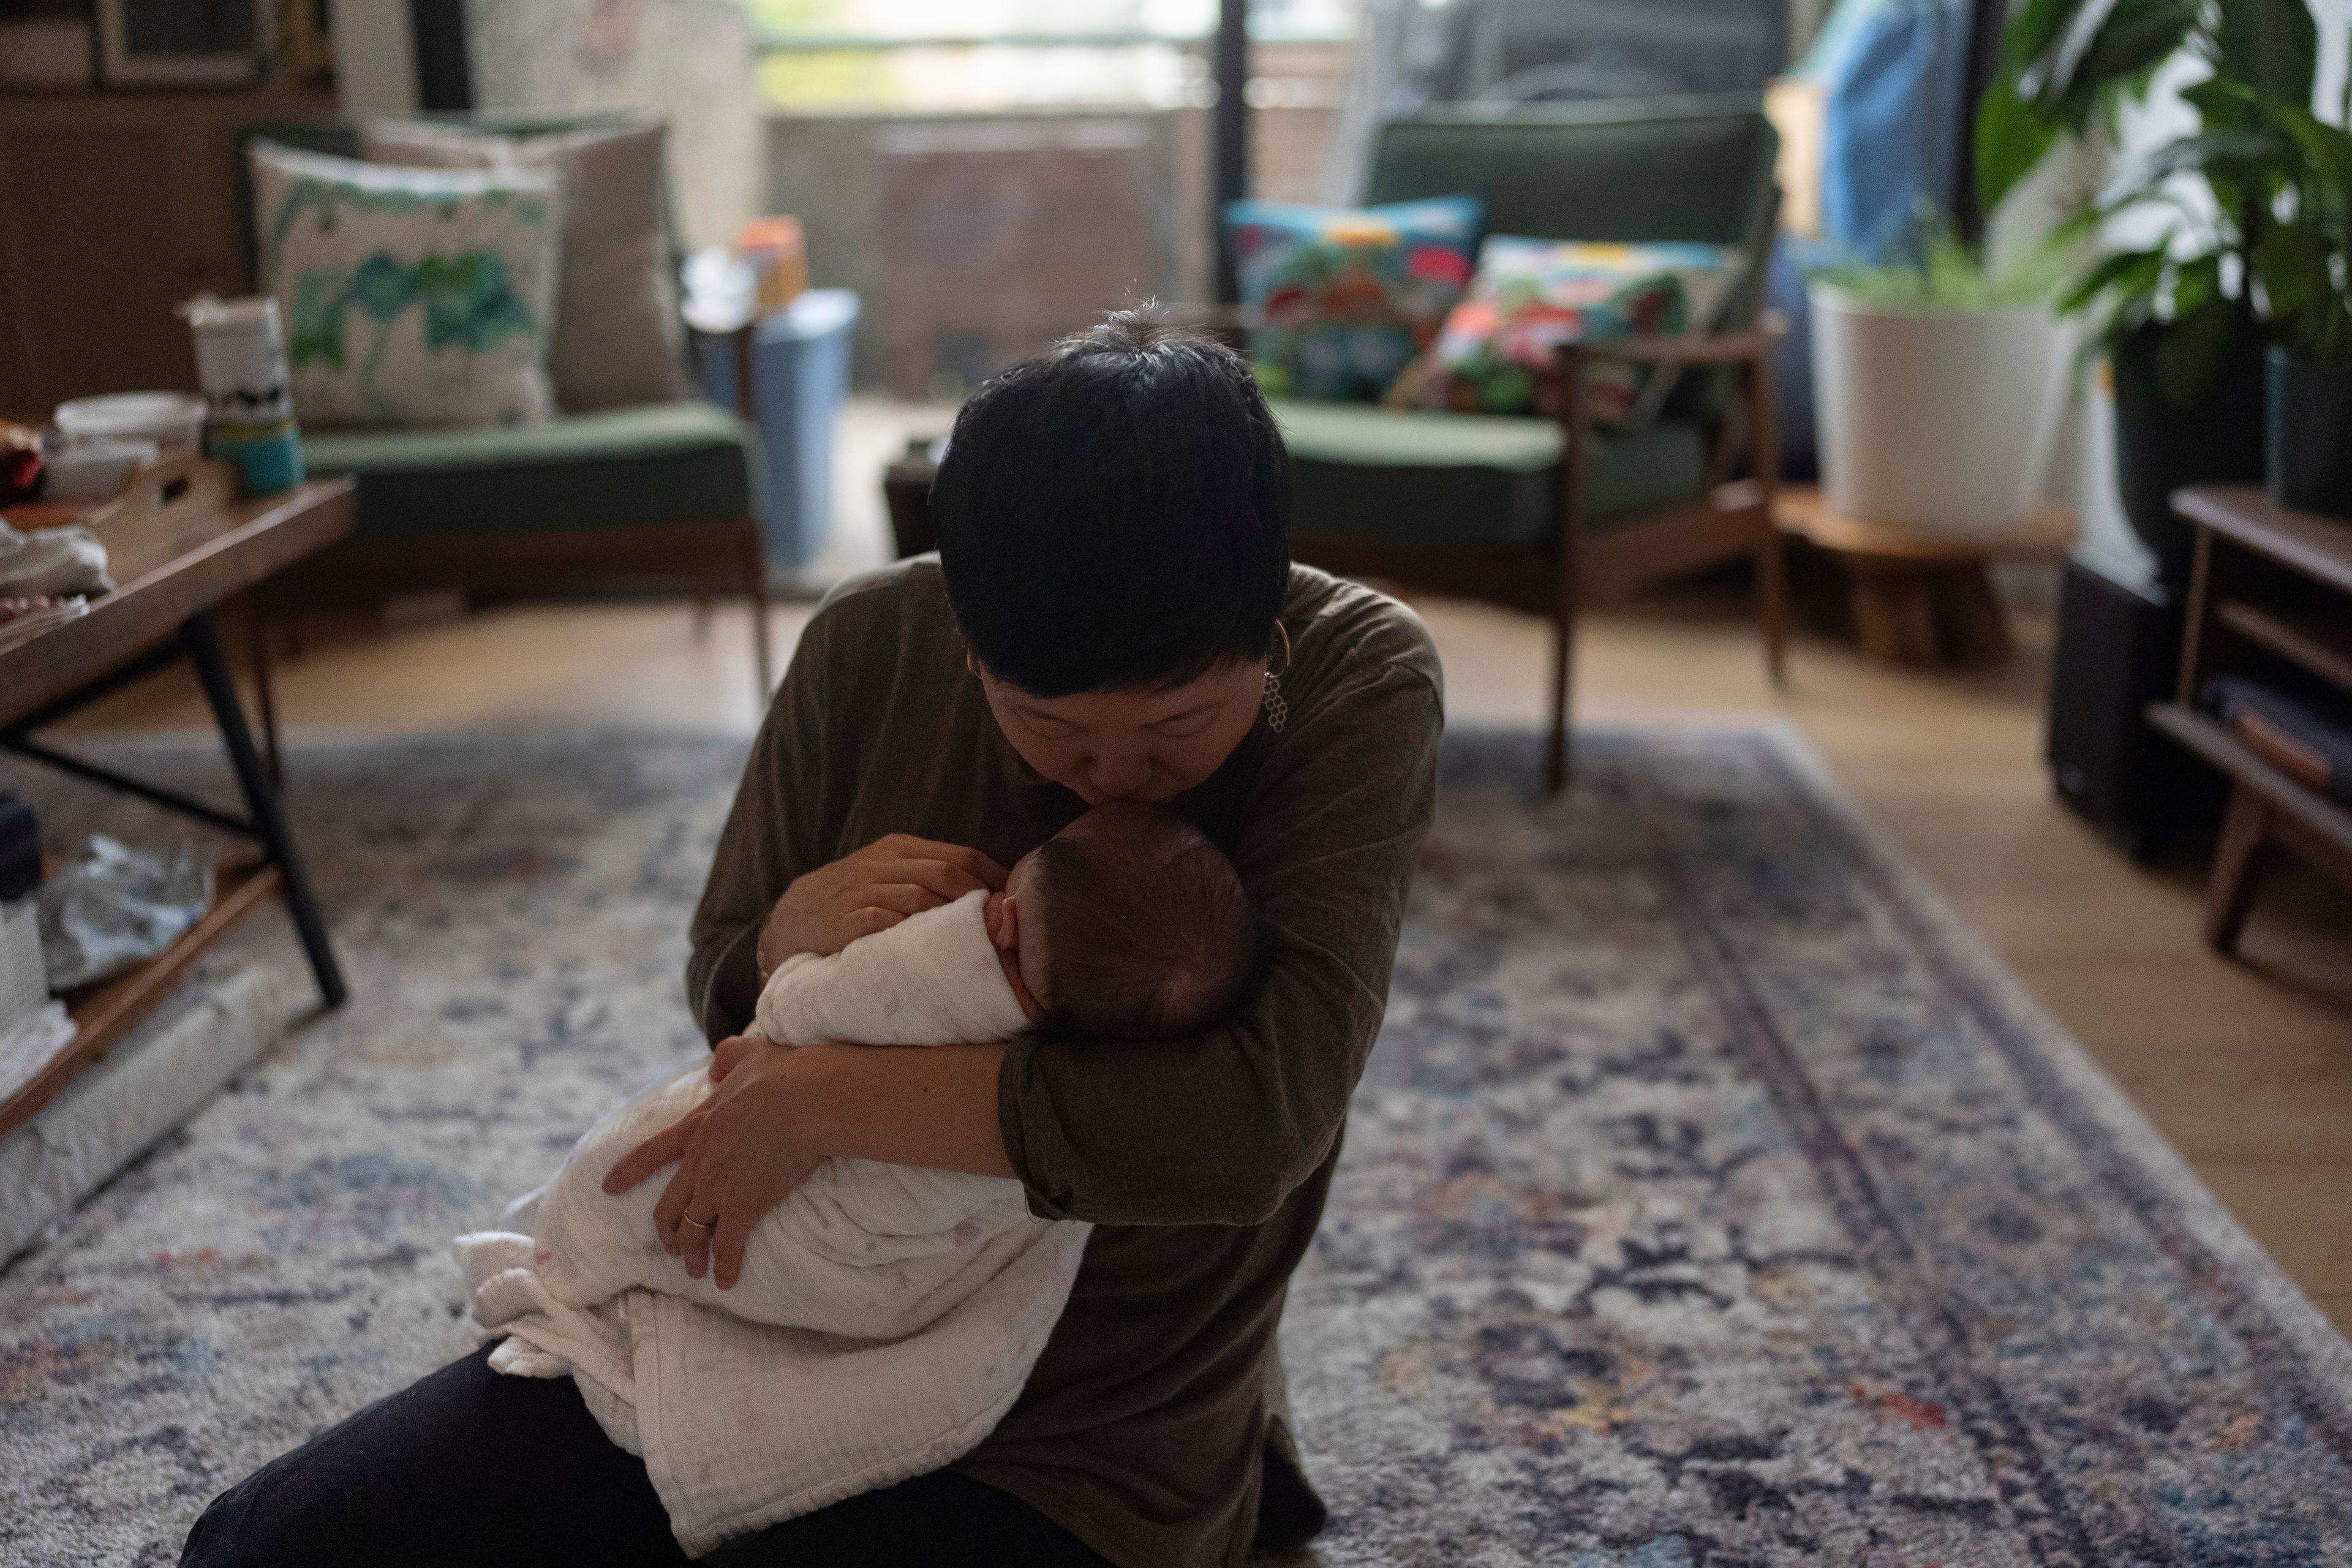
[{"left": 1808, "top": 282, "right": 2072, "bottom": 536}]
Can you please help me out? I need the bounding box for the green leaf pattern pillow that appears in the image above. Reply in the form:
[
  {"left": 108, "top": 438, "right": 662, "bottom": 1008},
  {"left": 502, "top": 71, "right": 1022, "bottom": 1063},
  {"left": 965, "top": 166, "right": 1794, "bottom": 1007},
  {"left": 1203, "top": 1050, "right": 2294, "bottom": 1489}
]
[{"left": 252, "top": 143, "right": 562, "bottom": 428}]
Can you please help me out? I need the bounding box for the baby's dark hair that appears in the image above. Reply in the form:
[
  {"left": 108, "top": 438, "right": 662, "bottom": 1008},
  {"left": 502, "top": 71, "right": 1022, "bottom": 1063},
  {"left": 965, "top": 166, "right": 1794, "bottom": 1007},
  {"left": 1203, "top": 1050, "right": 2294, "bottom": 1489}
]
[{"left": 1027, "top": 802, "right": 1261, "bottom": 1039}]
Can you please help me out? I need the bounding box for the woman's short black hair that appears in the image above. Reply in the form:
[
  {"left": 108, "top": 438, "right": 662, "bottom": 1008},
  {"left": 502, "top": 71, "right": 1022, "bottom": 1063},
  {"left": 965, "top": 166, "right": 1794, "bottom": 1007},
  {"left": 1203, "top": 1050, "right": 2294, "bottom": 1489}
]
[{"left": 929, "top": 311, "right": 1291, "bottom": 696}]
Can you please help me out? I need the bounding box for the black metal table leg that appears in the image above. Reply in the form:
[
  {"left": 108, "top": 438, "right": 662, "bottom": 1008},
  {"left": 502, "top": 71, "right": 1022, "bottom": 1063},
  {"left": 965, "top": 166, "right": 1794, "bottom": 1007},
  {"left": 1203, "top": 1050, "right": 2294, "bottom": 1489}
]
[{"left": 183, "top": 611, "right": 348, "bottom": 1009}]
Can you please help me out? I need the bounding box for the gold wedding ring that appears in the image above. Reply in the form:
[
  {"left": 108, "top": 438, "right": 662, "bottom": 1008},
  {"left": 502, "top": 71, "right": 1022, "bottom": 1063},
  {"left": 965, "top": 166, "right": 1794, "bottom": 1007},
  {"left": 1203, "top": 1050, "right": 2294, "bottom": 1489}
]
[{"left": 680, "top": 1213, "right": 716, "bottom": 1232}]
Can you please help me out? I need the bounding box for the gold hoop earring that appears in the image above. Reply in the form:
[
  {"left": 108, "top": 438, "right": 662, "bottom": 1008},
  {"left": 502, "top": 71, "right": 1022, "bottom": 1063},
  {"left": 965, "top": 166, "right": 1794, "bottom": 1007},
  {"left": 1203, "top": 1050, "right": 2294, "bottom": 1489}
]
[{"left": 1262, "top": 622, "right": 1291, "bottom": 733}]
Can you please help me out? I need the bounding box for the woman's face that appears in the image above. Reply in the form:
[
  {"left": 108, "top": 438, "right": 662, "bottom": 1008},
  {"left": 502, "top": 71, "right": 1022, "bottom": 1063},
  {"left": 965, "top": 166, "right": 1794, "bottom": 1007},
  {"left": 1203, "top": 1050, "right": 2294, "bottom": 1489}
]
[{"left": 978, "top": 657, "right": 1268, "bottom": 805}]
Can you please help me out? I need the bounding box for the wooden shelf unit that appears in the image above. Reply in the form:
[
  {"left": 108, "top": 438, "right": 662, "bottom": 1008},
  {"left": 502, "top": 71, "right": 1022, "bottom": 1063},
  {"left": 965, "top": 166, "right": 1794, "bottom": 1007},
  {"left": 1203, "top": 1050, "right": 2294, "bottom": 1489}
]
[
  {"left": 2160, "top": 487, "right": 2352, "bottom": 953},
  {"left": 0, "top": 859, "right": 281, "bottom": 1143},
  {"left": 2211, "top": 598, "right": 2352, "bottom": 696}
]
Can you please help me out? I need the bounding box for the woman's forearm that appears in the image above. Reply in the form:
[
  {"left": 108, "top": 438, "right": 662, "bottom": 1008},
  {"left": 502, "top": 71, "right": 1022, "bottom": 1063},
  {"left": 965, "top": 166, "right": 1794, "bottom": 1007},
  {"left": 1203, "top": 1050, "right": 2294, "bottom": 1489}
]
[{"left": 790, "top": 1041, "right": 1016, "bottom": 1180}]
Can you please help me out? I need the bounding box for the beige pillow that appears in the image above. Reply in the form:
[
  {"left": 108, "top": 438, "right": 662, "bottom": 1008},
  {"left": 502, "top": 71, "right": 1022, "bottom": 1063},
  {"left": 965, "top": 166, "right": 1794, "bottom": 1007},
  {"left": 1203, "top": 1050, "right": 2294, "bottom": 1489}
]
[{"left": 363, "top": 118, "right": 689, "bottom": 412}]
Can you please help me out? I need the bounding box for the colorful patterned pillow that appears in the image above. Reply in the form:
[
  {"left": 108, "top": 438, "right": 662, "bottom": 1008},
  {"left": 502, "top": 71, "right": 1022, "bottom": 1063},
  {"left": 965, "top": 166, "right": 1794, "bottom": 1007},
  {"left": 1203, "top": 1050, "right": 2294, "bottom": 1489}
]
[
  {"left": 251, "top": 142, "right": 563, "bottom": 428},
  {"left": 1391, "top": 238, "right": 1739, "bottom": 426},
  {"left": 1222, "top": 195, "right": 1482, "bottom": 402}
]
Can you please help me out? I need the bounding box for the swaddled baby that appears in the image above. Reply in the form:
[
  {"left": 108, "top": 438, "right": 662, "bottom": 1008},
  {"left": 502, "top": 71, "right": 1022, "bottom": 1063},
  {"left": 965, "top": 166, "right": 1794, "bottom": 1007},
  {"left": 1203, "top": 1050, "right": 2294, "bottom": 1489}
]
[
  {"left": 456, "top": 802, "right": 1258, "bottom": 1553},
  {"left": 526, "top": 799, "right": 1260, "bottom": 1330}
]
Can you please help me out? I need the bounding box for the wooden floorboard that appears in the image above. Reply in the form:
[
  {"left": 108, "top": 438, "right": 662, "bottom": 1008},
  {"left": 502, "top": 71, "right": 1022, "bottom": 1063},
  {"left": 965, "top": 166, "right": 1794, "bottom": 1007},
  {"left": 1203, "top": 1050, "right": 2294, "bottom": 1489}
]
[{"left": 51, "top": 578, "right": 2352, "bottom": 1338}]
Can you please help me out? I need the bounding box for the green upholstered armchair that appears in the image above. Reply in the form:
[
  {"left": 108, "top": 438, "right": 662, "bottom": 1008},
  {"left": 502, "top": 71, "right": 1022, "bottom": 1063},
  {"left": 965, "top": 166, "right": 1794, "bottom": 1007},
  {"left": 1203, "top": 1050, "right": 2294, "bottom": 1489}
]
[
  {"left": 235, "top": 116, "right": 771, "bottom": 697},
  {"left": 1276, "top": 98, "right": 1790, "bottom": 792}
]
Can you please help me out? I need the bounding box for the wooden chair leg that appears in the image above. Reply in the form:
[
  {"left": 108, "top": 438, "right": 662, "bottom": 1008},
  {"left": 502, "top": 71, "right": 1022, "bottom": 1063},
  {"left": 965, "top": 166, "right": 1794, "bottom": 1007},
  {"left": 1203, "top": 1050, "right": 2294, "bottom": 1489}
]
[
  {"left": 2204, "top": 784, "right": 2272, "bottom": 955},
  {"left": 1544, "top": 597, "right": 1574, "bottom": 795},
  {"left": 747, "top": 524, "right": 774, "bottom": 706},
  {"left": 1743, "top": 349, "right": 1788, "bottom": 688},
  {"left": 1547, "top": 347, "right": 1589, "bottom": 797},
  {"left": 1755, "top": 524, "right": 1790, "bottom": 687}
]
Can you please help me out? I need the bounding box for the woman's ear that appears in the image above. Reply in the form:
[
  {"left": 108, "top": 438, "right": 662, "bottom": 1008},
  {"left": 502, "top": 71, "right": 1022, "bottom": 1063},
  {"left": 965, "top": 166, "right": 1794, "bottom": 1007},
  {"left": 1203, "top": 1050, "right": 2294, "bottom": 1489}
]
[{"left": 983, "top": 891, "right": 1019, "bottom": 952}]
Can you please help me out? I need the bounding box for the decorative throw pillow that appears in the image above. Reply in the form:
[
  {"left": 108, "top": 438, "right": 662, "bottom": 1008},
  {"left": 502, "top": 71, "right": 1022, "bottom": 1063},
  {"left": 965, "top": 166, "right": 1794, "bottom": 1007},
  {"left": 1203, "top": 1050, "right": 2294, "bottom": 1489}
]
[
  {"left": 251, "top": 142, "right": 562, "bottom": 428},
  {"left": 1391, "top": 238, "right": 1739, "bottom": 426},
  {"left": 1222, "top": 195, "right": 1481, "bottom": 402},
  {"left": 361, "top": 117, "right": 690, "bottom": 412}
]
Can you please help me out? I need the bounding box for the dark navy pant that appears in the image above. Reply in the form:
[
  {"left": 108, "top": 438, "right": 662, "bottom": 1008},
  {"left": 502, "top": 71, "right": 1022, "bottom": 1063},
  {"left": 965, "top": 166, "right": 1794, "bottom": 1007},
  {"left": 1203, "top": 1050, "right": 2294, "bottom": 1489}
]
[{"left": 181, "top": 1343, "right": 1113, "bottom": 1567}]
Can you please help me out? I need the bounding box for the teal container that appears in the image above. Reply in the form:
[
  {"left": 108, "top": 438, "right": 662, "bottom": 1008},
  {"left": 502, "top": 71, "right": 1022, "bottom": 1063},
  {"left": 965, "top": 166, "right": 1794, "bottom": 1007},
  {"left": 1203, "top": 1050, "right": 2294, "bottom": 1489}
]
[{"left": 208, "top": 420, "right": 306, "bottom": 497}]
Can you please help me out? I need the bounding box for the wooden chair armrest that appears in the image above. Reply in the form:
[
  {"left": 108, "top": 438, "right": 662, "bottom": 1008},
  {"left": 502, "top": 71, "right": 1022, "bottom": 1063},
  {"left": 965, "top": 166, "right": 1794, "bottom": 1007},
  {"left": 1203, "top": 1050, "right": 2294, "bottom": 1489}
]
[{"left": 1559, "top": 309, "right": 1789, "bottom": 368}]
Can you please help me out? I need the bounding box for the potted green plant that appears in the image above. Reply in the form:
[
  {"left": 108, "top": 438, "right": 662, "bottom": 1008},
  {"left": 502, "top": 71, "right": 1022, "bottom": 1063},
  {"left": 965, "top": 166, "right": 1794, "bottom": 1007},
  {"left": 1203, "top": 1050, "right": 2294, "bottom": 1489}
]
[
  {"left": 1809, "top": 232, "right": 2073, "bottom": 534},
  {"left": 1975, "top": 0, "right": 2321, "bottom": 578},
  {"left": 2253, "top": 85, "right": 2352, "bottom": 516}
]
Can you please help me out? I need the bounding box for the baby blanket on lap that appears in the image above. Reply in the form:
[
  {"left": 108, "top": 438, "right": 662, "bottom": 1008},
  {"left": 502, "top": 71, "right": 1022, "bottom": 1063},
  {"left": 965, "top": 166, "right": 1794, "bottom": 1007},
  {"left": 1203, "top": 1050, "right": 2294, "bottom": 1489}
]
[{"left": 454, "top": 893, "right": 1090, "bottom": 1556}]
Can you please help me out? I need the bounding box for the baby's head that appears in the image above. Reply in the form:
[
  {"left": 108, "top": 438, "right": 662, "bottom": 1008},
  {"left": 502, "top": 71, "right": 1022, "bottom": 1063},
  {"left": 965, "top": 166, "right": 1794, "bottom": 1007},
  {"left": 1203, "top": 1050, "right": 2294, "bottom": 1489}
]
[{"left": 984, "top": 802, "right": 1259, "bottom": 1039}]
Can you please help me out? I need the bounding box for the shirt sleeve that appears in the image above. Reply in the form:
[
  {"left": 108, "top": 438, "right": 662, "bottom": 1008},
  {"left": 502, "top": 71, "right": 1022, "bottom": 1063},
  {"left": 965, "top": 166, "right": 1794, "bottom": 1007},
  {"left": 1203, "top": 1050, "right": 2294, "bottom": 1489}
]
[
  {"left": 995, "top": 630, "right": 1444, "bottom": 1227},
  {"left": 685, "top": 608, "right": 837, "bottom": 1044}
]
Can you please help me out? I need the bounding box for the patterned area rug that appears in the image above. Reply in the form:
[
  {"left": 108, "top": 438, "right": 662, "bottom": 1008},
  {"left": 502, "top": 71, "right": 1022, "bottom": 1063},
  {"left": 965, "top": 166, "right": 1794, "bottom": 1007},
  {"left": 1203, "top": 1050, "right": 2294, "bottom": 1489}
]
[{"left": 1, "top": 726, "right": 2347, "bottom": 1567}]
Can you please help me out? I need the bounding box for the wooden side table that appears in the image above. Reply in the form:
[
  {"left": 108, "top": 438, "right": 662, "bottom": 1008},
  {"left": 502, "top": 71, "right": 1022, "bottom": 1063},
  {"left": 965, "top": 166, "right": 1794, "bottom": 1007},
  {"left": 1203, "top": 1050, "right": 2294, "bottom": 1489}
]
[
  {"left": 1, "top": 454, "right": 355, "bottom": 1140},
  {"left": 1777, "top": 488, "right": 2076, "bottom": 665}
]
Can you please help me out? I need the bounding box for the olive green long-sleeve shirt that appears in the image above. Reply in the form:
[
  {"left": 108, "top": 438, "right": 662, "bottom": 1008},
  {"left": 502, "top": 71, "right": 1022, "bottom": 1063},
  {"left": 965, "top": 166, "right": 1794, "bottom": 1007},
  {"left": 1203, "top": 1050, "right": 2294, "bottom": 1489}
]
[{"left": 686, "top": 558, "right": 1442, "bottom": 1568}]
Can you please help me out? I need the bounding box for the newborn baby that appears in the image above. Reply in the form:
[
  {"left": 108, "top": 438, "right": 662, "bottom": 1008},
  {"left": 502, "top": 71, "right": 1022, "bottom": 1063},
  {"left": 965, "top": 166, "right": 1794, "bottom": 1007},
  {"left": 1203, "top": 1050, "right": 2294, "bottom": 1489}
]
[
  {"left": 529, "top": 800, "right": 1258, "bottom": 1329},
  {"left": 456, "top": 802, "right": 1257, "bottom": 1552}
]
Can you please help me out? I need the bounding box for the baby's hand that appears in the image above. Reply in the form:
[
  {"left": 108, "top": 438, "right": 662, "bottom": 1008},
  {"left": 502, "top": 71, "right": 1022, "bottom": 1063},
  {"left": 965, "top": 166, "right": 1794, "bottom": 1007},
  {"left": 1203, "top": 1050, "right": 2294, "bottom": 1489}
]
[{"left": 709, "top": 1032, "right": 772, "bottom": 1082}]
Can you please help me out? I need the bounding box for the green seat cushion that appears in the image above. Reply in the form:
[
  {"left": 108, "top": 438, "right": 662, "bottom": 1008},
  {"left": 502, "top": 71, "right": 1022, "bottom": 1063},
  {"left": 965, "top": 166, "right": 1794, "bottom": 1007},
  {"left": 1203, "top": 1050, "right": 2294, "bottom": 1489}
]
[
  {"left": 1274, "top": 400, "right": 1708, "bottom": 547},
  {"left": 301, "top": 401, "right": 754, "bottom": 539}
]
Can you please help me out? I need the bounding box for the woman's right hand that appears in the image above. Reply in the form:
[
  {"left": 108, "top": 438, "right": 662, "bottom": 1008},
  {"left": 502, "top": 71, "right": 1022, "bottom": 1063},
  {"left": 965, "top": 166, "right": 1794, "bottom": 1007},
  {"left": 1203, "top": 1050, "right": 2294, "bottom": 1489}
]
[{"left": 756, "top": 834, "right": 1008, "bottom": 976}]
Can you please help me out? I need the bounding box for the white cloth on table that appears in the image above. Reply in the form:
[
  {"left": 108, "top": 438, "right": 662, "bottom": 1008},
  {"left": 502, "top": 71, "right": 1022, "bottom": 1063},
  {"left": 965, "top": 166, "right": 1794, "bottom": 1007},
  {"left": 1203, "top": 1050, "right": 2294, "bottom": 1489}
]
[
  {"left": 453, "top": 891, "right": 1088, "bottom": 1556},
  {"left": 0, "top": 519, "right": 111, "bottom": 598}
]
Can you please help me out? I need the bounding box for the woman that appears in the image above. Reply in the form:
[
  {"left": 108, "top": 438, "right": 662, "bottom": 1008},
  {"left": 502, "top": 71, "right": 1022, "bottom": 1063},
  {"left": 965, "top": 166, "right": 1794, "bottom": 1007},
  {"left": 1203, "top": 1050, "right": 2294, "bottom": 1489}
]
[{"left": 183, "top": 315, "right": 1442, "bottom": 1568}]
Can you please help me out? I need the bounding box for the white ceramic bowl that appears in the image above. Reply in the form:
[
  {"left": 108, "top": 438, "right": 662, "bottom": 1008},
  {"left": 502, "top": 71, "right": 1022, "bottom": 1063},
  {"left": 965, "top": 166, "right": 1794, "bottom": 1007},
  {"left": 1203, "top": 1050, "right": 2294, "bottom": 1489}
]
[
  {"left": 44, "top": 437, "right": 160, "bottom": 502},
  {"left": 54, "top": 392, "right": 207, "bottom": 454}
]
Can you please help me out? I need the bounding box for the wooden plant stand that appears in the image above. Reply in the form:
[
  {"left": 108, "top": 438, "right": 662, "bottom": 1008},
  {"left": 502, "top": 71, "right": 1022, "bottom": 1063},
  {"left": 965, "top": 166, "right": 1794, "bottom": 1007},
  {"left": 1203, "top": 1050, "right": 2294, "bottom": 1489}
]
[{"left": 1777, "top": 488, "right": 2076, "bottom": 666}]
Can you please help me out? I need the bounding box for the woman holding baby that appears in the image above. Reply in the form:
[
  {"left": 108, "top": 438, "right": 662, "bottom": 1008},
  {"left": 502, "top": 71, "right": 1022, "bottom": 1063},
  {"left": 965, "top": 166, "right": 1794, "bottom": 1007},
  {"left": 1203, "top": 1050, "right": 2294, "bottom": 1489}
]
[{"left": 184, "top": 315, "right": 1444, "bottom": 1568}]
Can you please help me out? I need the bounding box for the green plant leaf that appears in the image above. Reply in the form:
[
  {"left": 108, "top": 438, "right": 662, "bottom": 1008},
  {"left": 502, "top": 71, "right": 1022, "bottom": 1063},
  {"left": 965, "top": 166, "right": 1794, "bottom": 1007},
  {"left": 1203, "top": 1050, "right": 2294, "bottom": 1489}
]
[
  {"left": 2136, "top": 127, "right": 2283, "bottom": 183},
  {"left": 2180, "top": 71, "right": 2267, "bottom": 131},
  {"left": 2256, "top": 220, "right": 2332, "bottom": 313},
  {"left": 2269, "top": 101, "right": 2352, "bottom": 200},
  {"left": 2047, "top": 0, "right": 2202, "bottom": 124},
  {"left": 2171, "top": 251, "right": 2225, "bottom": 317},
  {"left": 2214, "top": 0, "right": 2317, "bottom": 103},
  {"left": 2059, "top": 244, "right": 2169, "bottom": 312},
  {"left": 2005, "top": 0, "right": 2094, "bottom": 75},
  {"left": 1977, "top": 77, "right": 2062, "bottom": 213}
]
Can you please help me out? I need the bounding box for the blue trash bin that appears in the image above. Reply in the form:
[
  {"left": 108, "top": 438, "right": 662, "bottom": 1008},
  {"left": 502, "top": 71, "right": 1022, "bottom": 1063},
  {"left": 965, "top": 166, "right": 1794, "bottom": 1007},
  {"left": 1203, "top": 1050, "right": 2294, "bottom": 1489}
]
[{"left": 698, "top": 287, "right": 860, "bottom": 572}]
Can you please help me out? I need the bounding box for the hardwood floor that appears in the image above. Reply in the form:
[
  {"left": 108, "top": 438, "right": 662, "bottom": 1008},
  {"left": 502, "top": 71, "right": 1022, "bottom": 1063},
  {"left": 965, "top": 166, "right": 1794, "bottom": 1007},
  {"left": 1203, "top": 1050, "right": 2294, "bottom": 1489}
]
[{"left": 51, "top": 577, "right": 2352, "bottom": 1336}]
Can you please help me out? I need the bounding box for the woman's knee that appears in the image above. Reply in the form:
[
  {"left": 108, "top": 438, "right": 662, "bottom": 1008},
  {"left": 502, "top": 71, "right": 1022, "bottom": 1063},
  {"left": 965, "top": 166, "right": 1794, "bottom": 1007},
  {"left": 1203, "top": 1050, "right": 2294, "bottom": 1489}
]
[{"left": 178, "top": 1454, "right": 331, "bottom": 1568}]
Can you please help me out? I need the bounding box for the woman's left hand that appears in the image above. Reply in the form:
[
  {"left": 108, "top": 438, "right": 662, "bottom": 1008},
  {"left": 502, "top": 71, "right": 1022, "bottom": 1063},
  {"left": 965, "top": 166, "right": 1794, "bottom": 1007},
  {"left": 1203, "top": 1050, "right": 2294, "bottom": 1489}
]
[{"left": 601, "top": 1036, "right": 822, "bottom": 1290}]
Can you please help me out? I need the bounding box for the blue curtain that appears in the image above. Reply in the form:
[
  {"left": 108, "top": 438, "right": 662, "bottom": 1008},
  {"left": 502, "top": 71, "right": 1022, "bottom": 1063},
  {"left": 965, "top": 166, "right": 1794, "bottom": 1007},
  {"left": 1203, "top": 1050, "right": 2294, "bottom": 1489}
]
[{"left": 1812, "top": 0, "right": 1972, "bottom": 263}]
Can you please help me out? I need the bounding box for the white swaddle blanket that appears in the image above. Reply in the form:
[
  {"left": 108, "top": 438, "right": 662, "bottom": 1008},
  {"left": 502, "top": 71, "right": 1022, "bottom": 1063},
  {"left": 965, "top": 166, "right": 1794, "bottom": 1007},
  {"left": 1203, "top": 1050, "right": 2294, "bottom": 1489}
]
[{"left": 453, "top": 891, "right": 1090, "bottom": 1555}]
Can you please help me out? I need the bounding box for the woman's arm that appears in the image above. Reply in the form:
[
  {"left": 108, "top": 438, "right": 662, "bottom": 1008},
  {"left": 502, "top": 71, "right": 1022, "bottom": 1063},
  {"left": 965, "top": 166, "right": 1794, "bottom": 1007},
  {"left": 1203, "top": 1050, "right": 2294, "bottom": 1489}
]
[
  {"left": 686, "top": 597, "right": 1003, "bottom": 1030},
  {"left": 603, "top": 1035, "right": 1015, "bottom": 1287},
  {"left": 1004, "top": 631, "right": 1444, "bottom": 1227},
  {"left": 686, "top": 608, "right": 837, "bottom": 1038}
]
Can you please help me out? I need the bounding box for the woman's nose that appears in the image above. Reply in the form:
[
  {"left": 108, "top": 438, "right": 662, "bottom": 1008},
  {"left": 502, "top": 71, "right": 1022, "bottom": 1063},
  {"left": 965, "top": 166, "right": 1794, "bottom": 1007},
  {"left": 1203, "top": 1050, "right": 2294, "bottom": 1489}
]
[{"left": 1087, "top": 753, "right": 1152, "bottom": 801}]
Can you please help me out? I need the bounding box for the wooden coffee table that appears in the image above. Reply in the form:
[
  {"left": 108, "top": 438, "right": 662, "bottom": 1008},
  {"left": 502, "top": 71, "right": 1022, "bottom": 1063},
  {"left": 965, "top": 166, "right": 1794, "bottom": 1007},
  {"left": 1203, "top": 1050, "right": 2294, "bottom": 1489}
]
[
  {"left": 1777, "top": 487, "right": 2076, "bottom": 666},
  {"left": 1, "top": 453, "right": 354, "bottom": 1139}
]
